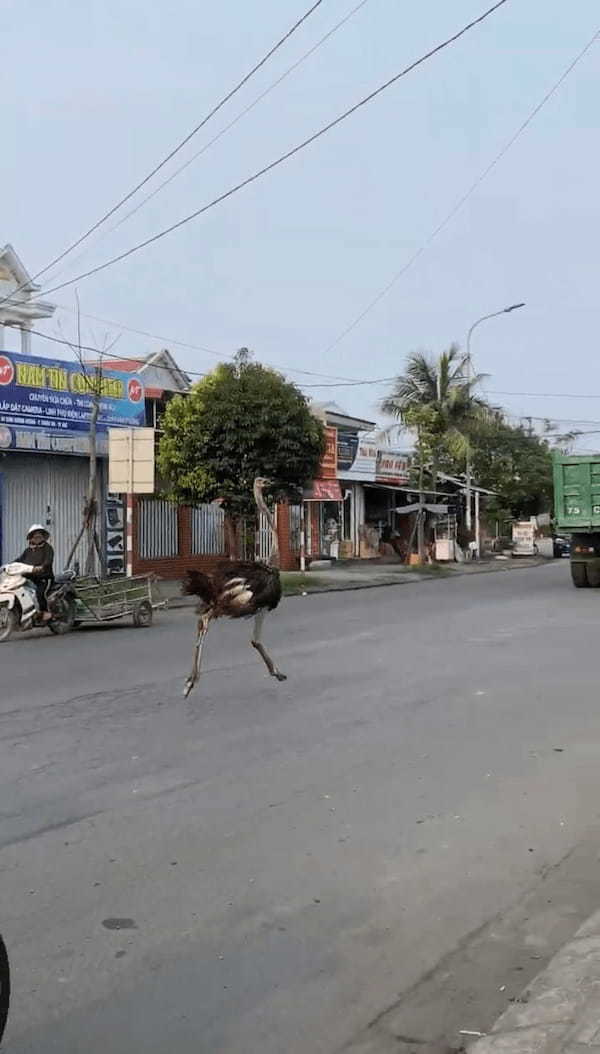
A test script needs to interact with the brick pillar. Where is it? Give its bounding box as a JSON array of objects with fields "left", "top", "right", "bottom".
[
  {"left": 276, "top": 502, "right": 298, "bottom": 571},
  {"left": 310, "top": 503, "right": 320, "bottom": 557},
  {"left": 180, "top": 506, "right": 191, "bottom": 560}
]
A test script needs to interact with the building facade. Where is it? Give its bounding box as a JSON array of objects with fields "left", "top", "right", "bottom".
[{"left": 0, "top": 246, "right": 150, "bottom": 572}]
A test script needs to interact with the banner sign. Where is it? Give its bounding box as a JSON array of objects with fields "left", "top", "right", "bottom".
[
  {"left": 0, "top": 350, "right": 145, "bottom": 437},
  {"left": 512, "top": 520, "right": 536, "bottom": 555},
  {"left": 0, "top": 424, "right": 108, "bottom": 456},
  {"left": 338, "top": 434, "right": 378, "bottom": 481},
  {"left": 336, "top": 432, "right": 359, "bottom": 472},
  {"left": 375, "top": 450, "right": 410, "bottom": 485},
  {"left": 105, "top": 496, "right": 125, "bottom": 576},
  {"left": 319, "top": 426, "right": 338, "bottom": 479},
  {"left": 305, "top": 480, "right": 343, "bottom": 501}
]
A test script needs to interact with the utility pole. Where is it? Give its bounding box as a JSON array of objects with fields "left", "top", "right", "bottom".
[
  {"left": 62, "top": 293, "right": 119, "bottom": 577},
  {"left": 465, "top": 302, "right": 525, "bottom": 549},
  {"left": 417, "top": 452, "right": 425, "bottom": 563}
]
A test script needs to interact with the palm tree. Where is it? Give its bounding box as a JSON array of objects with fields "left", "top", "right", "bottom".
[
  {"left": 382, "top": 346, "right": 489, "bottom": 560},
  {"left": 382, "top": 344, "right": 488, "bottom": 492}
]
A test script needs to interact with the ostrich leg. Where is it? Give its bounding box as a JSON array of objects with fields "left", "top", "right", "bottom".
[
  {"left": 184, "top": 613, "right": 212, "bottom": 698},
  {"left": 251, "top": 610, "right": 287, "bottom": 681}
]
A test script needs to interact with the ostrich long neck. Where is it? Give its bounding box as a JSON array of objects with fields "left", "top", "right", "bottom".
[{"left": 254, "top": 481, "right": 279, "bottom": 568}]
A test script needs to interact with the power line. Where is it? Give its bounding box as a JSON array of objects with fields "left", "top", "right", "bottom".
[
  {"left": 3, "top": 326, "right": 192, "bottom": 370},
  {"left": 4, "top": 324, "right": 366, "bottom": 386},
  {"left": 12, "top": 327, "right": 600, "bottom": 409},
  {"left": 301, "top": 376, "right": 394, "bottom": 387},
  {"left": 318, "top": 24, "right": 600, "bottom": 356},
  {"left": 63, "top": 0, "right": 372, "bottom": 270},
  {"left": 0, "top": 0, "right": 325, "bottom": 305},
  {"left": 52, "top": 303, "right": 369, "bottom": 382},
  {"left": 50, "top": 292, "right": 600, "bottom": 390},
  {"left": 489, "top": 389, "right": 600, "bottom": 400},
  {"left": 505, "top": 413, "right": 600, "bottom": 426},
  {"left": 40, "top": 0, "right": 511, "bottom": 298}
]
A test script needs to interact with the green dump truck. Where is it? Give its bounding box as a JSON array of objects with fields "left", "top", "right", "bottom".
[{"left": 553, "top": 453, "right": 600, "bottom": 587}]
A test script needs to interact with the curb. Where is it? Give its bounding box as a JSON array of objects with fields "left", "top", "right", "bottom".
[
  {"left": 158, "top": 559, "right": 550, "bottom": 609},
  {"left": 469, "top": 909, "right": 600, "bottom": 1054}
]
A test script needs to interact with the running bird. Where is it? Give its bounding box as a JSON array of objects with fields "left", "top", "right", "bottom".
[{"left": 183, "top": 478, "right": 286, "bottom": 697}]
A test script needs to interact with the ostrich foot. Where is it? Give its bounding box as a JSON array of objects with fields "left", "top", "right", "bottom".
[{"left": 251, "top": 640, "right": 286, "bottom": 682}]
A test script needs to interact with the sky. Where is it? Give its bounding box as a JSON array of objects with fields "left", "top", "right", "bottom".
[{"left": 3, "top": 0, "right": 599, "bottom": 442}]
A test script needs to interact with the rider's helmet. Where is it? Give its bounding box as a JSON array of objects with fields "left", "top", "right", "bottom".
[{"left": 26, "top": 524, "right": 49, "bottom": 543}]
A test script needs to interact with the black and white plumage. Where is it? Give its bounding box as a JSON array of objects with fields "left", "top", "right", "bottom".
[{"left": 183, "top": 478, "right": 286, "bottom": 697}]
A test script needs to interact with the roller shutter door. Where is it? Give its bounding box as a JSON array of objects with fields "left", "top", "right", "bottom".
[{"left": 0, "top": 454, "right": 98, "bottom": 572}]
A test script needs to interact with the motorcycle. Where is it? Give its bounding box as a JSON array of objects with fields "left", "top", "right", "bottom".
[{"left": 0, "top": 563, "right": 77, "bottom": 643}]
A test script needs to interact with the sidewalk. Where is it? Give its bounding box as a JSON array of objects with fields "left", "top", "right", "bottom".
[
  {"left": 154, "top": 556, "right": 550, "bottom": 608},
  {"left": 470, "top": 909, "right": 600, "bottom": 1054}
]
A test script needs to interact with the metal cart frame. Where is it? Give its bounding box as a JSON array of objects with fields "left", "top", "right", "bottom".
[{"left": 73, "top": 574, "right": 161, "bottom": 628}]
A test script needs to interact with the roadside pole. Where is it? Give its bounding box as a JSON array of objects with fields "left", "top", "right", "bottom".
[
  {"left": 465, "top": 302, "right": 525, "bottom": 540},
  {"left": 300, "top": 502, "right": 306, "bottom": 572}
]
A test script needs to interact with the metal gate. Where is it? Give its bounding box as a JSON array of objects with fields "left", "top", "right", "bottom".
[
  {"left": 289, "top": 505, "right": 301, "bottom": 552},
  {"left": 236, "top": 511, "right": 274, "bottom": 562},
  {"left": 191, "top": 504, "right": 225, "bottom": 555},
  {"left": 138, "top": 499, "right": 178, "bottom": 558},
  {"left": 0, "top": 454, "right": 97, "bottom": 572},
  {"left": 256, "top": 510, "right": 272, "bottom": 561}
]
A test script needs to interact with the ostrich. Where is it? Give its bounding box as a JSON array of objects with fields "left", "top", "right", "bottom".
[{"left": 182, "top": 478, "right": 286, "bottom": 697}]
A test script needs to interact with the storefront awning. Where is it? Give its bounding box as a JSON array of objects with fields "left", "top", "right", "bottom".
[
  {"left": 364, "top": 482, "right": 455, "bottom": 497},
  {"left": 304, "top": 480, "right": 343, "bottom": 501},
  {"left": 395, "top": 502, "right": 449, "bottom": 515}
]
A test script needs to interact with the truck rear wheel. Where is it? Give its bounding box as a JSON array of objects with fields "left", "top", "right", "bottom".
[
  {"left": 587, "top": 565, "right": 600, "bottom": 587},
  {"left": 571, "top": 562, "right": 589, "bottom": 588}
]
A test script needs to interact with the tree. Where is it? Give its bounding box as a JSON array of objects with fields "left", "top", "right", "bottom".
[
  {"left": 158, "top": 350, "right": 325, "bottom": 518},
  {"left": 381, "top": 345, "right": 488, "bottom": 494},
  {"left": 463, "top": 415, "right": 553, "bottom": 520},
  {"left": 381, "top": 346, "right": 488, "bottom": 557}
]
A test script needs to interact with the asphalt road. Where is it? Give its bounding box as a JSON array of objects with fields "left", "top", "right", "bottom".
[{"left": 3, "top": 562, "right": 600, "bottom": 1054}]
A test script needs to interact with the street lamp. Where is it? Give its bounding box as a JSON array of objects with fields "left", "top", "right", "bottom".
[
  {"left": 464, "top": 302, "right": 525, "bottom": 547},
  {"left": 466, "top": 302, "right": 526, "bottom": 364}
]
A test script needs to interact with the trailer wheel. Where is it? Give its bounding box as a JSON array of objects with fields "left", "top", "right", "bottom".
[
  {"left": 133, "top": 601, "right": 153, "bottom": 628},
  {"left": 571, "top": 563, "right": 589, "bottom": 588},
  {"left": 48, "top": 597, "right": 76, "bottom": 634}
]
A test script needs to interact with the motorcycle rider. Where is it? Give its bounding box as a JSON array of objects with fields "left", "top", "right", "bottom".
[{"left": 18, "top": 524, "right": 55, "bottom": 622}]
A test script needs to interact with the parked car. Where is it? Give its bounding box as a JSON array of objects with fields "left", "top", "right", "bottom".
[{"left": 553, "top": 534, "right": 571, "bottom": 558}]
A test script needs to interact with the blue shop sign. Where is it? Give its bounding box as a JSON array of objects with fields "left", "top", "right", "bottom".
[{"left": 0, "top": 350, "right": 145, "bottom": 436}]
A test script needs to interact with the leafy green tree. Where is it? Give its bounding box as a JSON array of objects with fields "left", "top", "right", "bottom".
[
  {"left": 158, "top": 351, "right": 324, "bottom": 516},
  {"left": 465, "top": 415, "right": 553, "bottom": 519}
]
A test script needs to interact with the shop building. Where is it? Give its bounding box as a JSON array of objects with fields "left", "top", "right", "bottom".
[
  {"left": 304, "top": 404, "right": 377, "bottom": 560},
  {"left": 275, "top": 403, "right": 414, "bottom": 569},
  {"left": 0, "top": 343, "right": 147, "bottom": 572}
]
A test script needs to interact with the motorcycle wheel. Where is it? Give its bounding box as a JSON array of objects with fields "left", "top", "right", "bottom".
[
  {"left": 0, "top": 934, "right": 10, "bottom": 1045},
  {"left": 48, "top": 597, "right": 76, "bottom": 635},
  {"left": 0, "top": 607, "right": 17, "bottom": 643}
]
